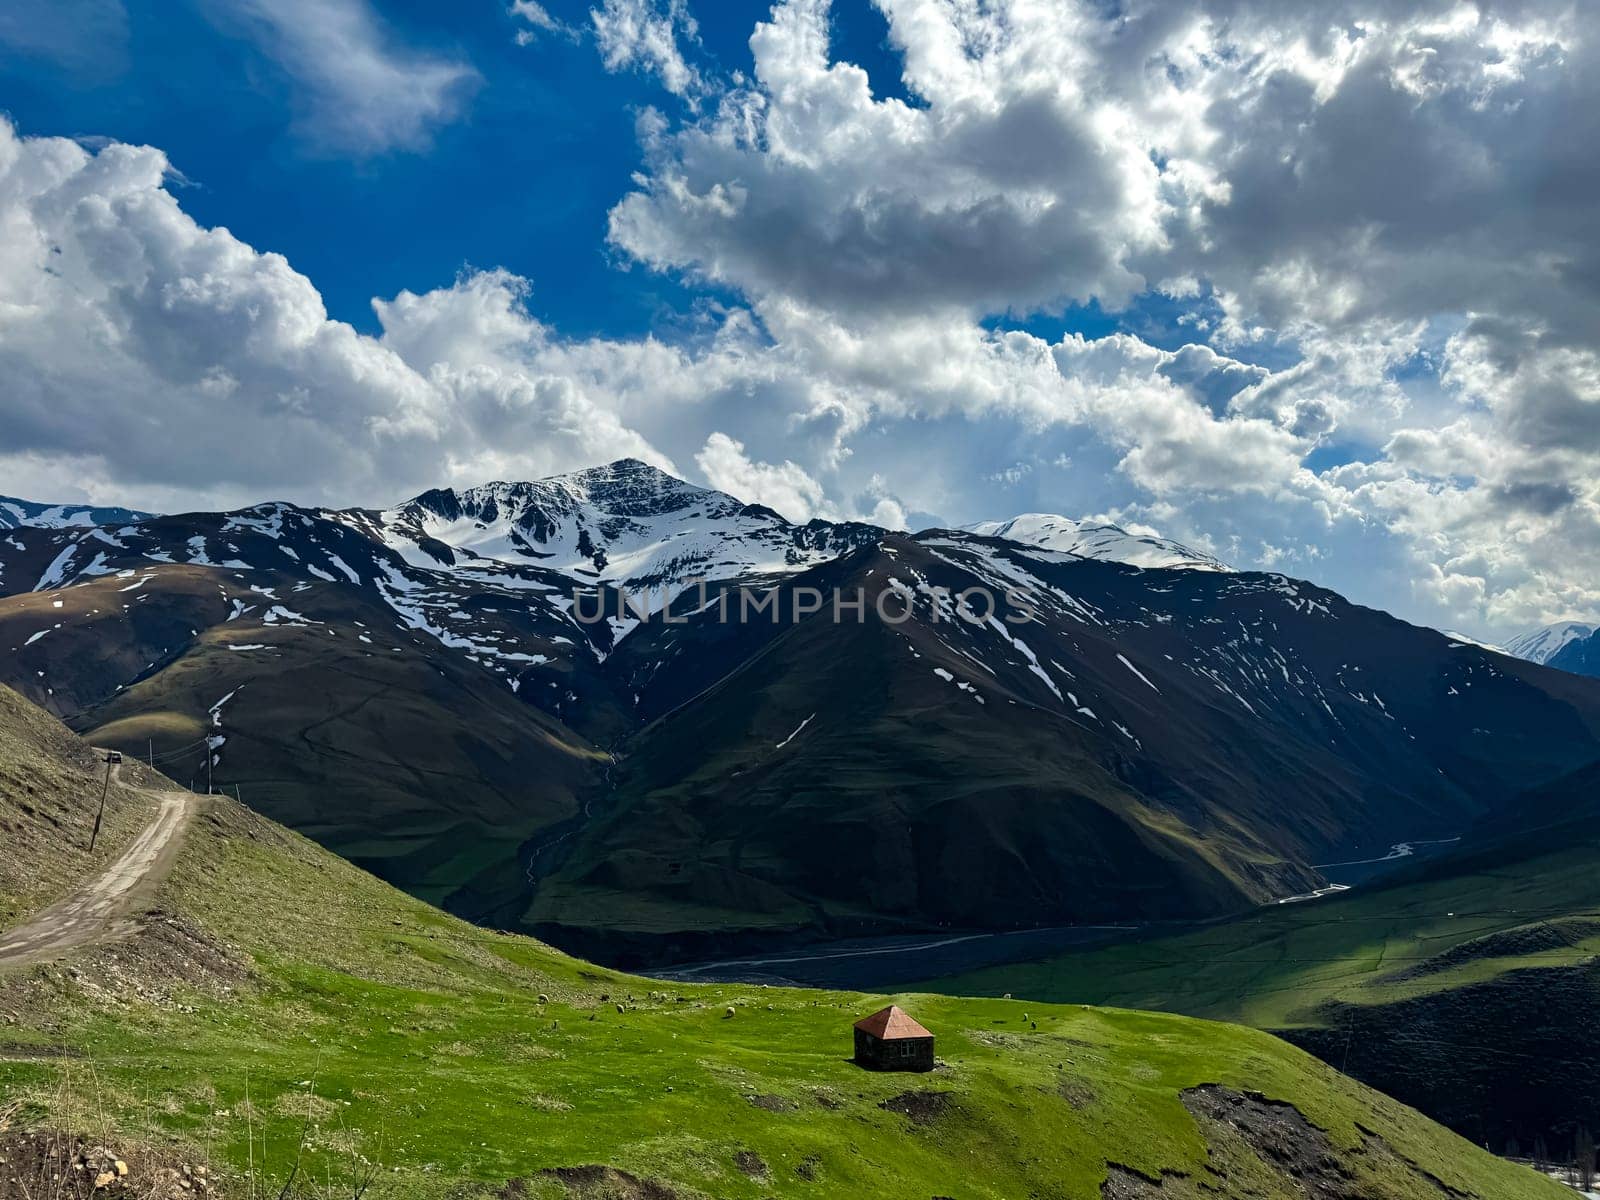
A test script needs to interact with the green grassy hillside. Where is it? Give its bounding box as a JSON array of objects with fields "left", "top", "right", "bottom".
[
  {"left": 0, "top": 684, "right": 176, "bottom": 925},
  {"left": 0, "top": 568, "right": 606, "bottom": 920},
  {"left": 0, "top": 689, "right": 1564, "bottom": 1199},
  {"left": 915, "top": 815, "right": 1600, "bottom": 1151}
]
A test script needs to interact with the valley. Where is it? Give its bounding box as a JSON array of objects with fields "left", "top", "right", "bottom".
[
  {"left": 5, "top": 464, "right": 1600, "bottom": 1188},
  {"left": 0, "top": 681, "right": 1567, "bottom": 1199},
  {"left": 6, "top": 9, "right": 1596, "bottom": 1194},
  {"left": 910, "top": 766, "right": 1600, "bottom": 1154}
]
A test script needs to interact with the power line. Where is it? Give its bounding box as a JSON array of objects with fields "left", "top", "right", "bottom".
[{"left": 131, "top": 735, "right": 211, "bottom": 764}]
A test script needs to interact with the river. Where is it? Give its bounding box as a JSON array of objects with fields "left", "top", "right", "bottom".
[{"left": 643, "top": 923, "right": 1140, "bottom": 990}]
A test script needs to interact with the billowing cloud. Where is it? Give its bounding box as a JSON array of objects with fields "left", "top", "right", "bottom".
[
  {"left": 214, "top": 0, "right": 479, "bottom": 154},
  {"left": 5, "top": 0, "right": 1600, "bottom": 640},
  {"left": 594, "top": 0, "right": 1600, "bottom": 635},
  {"left": 0, "top": 124, "right": 649, "bottom": 510},
  {"left": 608, "top": 0, "right": 1163, "bottom": 317},
  {"left": 695, "top": 433, "right": 828, "bottom": 522}
]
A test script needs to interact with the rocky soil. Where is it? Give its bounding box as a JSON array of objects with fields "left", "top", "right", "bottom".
[{"left": 0, "top": 1128, "right": 216, "bottom": 1200}]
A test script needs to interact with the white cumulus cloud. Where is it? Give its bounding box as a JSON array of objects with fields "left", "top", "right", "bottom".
[{"left": 6, "top": 0, "right": 1600, "bottom": 640}]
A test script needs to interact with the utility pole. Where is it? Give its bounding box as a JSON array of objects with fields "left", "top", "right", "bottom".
[
  {"left": 88, "top": 753, "right": 113, "bottom": 851},
  {"left": 148, "top": 739, "right": 153, "bottom": 768}
]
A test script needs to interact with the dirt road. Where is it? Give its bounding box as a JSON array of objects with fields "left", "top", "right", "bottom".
[{"left": 0, "top": 764, "right": 197, "bottom": 967}]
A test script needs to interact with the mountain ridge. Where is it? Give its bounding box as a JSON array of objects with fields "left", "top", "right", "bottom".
[
  {"left": 326, "top": 458, "right": 885, "bottom": 604},
  {"left": 4, "top": 460, "right": 1600, "bottom": 960},
  {"left": 0, "top": 494, "right": 155, "bottom": 531},
  {"left": 535, "top": 529, "right": 1600, "bottom": 960},
  {"left": 1, "top": 462, "right": 1236, "bottom": 590},
  {"left": 962, "top": 511, "right": 1230, "bottom": 571}
]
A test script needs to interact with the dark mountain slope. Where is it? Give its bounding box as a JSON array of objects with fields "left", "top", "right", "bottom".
[
  {"left": 533, "top": 560, "right": 1265, "bottom": 962},
  {"left": 1548, "top": 627, "right": 1600, "bottom": 678},
  {"left": 531, "top": 533, "right": 1600, "bottom": 958},
  {"left": 1458, "top": 756, "right": 1600, "bottom": 851},
  {"left": 0, "top": 516, "right": 608, "bottom": 919}
]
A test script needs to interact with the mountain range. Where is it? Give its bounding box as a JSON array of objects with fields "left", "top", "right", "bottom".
[
  {"left": 0, "top": 494, "right": 153, "bottom": 531},
  {"left": 3, "top": 460, "right": 1600, "bottom": 964}
]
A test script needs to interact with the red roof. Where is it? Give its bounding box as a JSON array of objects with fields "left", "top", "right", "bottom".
[{"left": 853, "top": 1005, "right": 933, "bottom": 1040}]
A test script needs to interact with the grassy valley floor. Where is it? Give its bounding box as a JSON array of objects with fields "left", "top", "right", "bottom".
[
  {"left": 0, "top": 783, "right": 1565, "bottom": 1198},
  {"left": 912, "top": 831, "right": 1600, "bottom": 1153}
]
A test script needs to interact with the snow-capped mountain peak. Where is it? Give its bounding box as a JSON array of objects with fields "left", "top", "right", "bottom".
[
  {"left": 962, "top": 513, "right": 1230, "bottom": 572},
  {"left": 1505, "top": 621, "right": 1597, "bottom": 665},
  {"left": 353, "top": 458, "right": 880, "bottom": 594}
]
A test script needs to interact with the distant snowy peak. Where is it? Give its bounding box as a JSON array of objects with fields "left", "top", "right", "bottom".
[
  {"left": 364, "top": 458, "right": 881, "bottom": 592},
  {"left": 1505, "top": 621, "right": 1597, "bottom": 665},
  {"left": 963, "top": 513, "right": 1230, "bottom": 572},
  {"left": 0, "top": 495, "right": 154, "bottom": 531}
]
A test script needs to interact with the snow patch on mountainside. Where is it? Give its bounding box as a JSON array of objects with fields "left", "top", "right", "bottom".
[
  {"left": 961, "top": 513, "right": 1229, "bottom": 572},
  {"left": 1441, "top": 629, "right": 1507, "bottom": 653}
]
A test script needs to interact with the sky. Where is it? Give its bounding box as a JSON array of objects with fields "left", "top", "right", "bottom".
[{"left": 0, "top": 0, "right": 1596, "bottom": 640}]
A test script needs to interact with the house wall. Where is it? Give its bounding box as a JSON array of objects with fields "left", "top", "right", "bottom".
[{"left": 854, "top": 1029, "right": 935, "bottom": 1071}]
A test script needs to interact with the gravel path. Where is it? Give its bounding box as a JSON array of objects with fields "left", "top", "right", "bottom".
[{"left": 0, "top": 763, "right": 196, "bottom": 967}]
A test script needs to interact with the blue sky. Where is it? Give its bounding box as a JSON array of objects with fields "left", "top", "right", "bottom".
[
  {"left": 0, "top": 0, "right": 1597, "bottom": 638},
  {"left": 1, "top": 0, "right": 1226, "bottom": 348},
  {"left": 1, "top": 0, "right": 934, "bottom": 340},
  {"left": 3, "top": 0, "right": 695, "bottom": 337}
]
